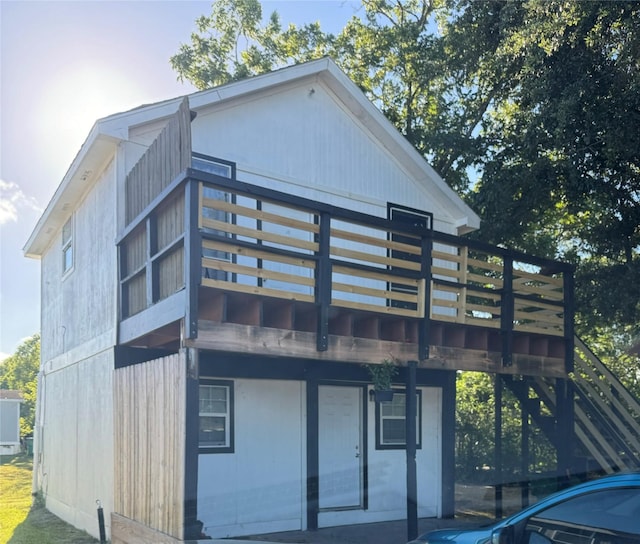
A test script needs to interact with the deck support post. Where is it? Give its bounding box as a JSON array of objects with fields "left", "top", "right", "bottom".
[
  {"left": 556, "top": 378, "right": 575, "bottom": 485},
  {"left": 183, "top": 348, "right": 200, "bottom": 539},
  {"left": 316, "top": 212, "right": 331, "bottom": 352},
  {"left": 501, "top": 255, "right": 514, "bottom": 367},
  {"left": 494, "top": 375, "right": 503, "bottom": 519},
  {"left": 419, "top": 235, "right": 433, "bottom": 361},
  {"left": 521, "top": 377, "right": 530, "bottom": 508},
  {"left": 306, "top": 377, "right": 319, "bottom": 530},
  {"left": 406, "top": 361, "right": 418, "bottom": 542},
  {"left": 185, "top": 179, "right": 201, "bottom": 339}
]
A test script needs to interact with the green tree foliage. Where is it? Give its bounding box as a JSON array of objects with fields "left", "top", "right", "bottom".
[{"left": 0, "top": 334, "right": 40, "bottom": 436}]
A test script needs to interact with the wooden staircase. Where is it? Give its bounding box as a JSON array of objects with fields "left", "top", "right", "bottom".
[{"left": 505, "top": 336, "right": 640, "bottom": 475}]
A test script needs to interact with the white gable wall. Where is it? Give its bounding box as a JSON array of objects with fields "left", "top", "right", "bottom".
[
  {"left": 192, "top": 79, "right": 459, "bottom": 235},
  {"left": 36, "top": 157, "right": 117, "bottom": 539},
  {"left": 40, "top": 160, "right": 117, "bottom": 362}
]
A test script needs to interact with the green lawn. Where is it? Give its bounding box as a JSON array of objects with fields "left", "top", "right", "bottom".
[{"left": 0, "top": 454, "right": 98, "bottom": 544}]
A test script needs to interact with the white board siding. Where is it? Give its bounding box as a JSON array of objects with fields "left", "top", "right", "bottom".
[
  {"left": 39, "top": 350, "right": 114, "bottom": 540},
  {"left": 197, "top": 379, "right": 305, "bottom": 538},
  {"left": 191, "top": 81, "right": 459, "bottom": 235},
  {"left": 40, "top": 161, "right": 117, "bottom": 363}
]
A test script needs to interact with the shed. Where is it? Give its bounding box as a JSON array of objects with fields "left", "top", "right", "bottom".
[{"left": 0, "top": 390, "right": 23, "bottom": 455}]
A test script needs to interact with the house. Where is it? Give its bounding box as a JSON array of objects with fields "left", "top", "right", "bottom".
[
  {"left": 24, "top": 58, "right": 584, "bottom": 542},
  {"left": 0, "top": 389, "right": 23, "bottom": 455}
]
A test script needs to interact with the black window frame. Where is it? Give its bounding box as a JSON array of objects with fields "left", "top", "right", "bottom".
[
  {"left": 199, "top": 378, "right": 234, "bottom": 454},
  {"left": 375, "top": 389, "right": 422, "bottom": 450}
]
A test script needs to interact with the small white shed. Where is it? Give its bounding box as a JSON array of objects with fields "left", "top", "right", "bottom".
[{"left": 0, "top": 390, "right": 23, "bottom": 455}]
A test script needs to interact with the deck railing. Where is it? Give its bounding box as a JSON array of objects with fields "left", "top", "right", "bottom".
[
  {"left": 118, "top": 167, "right": 573, "bottom": 361},
  {"left": 196, "top": 171, "right": 572, "bottom": 333}
]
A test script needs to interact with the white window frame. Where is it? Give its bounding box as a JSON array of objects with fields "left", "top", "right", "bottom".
[
  {"left": 62, "top": 216, "right": 74, "bottom": 276},
  {"left": 375, "top": 390, "right": 422, "bottom": 449},
  {"left": 199, "top": 379, "right": 234, "bottom": 454}
]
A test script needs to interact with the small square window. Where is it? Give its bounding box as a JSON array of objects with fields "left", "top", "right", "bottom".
[
  {"left": 375, "top": 391, "right": 422, "bottom": 450},
  {"left": 62, "top": 217, "right": 74, "bottom": 274},
  {"left": 199, "top": 380, "right": 234, "bottom": 453}
]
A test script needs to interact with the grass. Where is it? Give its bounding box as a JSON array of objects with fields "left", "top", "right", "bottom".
[{"left": 0, "top": 454, "right": 98, "bottom": 544}]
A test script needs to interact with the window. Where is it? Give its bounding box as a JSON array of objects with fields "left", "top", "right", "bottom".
[
  {"left": 62, "top": 217, "right": 74, "bottom": 274},
  {"left": 193, "top": 154, "right": 235, "bottom": 278},
  {"left": 375, "top": 391, "right": 422, "bottom": 449},
  {"left": 387, "top": 204, "right": 432, "bottom": 310},
  {"left": 199, "top": 380, "right": 234, "bottom": 453}
]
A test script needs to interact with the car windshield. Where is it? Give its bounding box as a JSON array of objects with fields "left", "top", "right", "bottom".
[{"left": 529, "top": 487, "right": 640, "bottom": 536}]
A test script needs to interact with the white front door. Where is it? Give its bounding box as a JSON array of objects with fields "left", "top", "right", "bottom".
[{"left": 318, "top": 385, "right": 363, "bottom": 509}]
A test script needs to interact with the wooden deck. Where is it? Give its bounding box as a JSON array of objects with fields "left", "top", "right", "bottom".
[{"left": 118, "top": 167, "right": 573, "bottom": 377}]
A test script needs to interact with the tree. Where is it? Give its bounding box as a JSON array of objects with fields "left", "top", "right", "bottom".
[{"left": 0, "top": 334, "right": 40, "bottom": 436}]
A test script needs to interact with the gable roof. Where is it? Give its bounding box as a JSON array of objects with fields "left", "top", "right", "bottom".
[{"left": 24, "top": 58, "right": 479, "bottom": 258}]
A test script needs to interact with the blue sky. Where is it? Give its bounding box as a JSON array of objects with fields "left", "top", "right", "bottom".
[{"left": 0, "top": 0, "right": 359, "bottom": 359}]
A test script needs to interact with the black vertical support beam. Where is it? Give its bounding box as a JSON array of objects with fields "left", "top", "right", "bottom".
[
  {"left": 419, "top": 234, "right": 433, "bottom": 361},
  {"left": 316, "top": 212, "right": 331, "bottom": 351},
  {"left": 183, "top": 348, "right": 200, "bottom": 539},
  {"left": 556, "top": 378, "right": 574, "bottom": 485},
  {"left": 406, "top": 361, "right": 418, "bottom": 542},
  {"left": 494, "top": 375, "right": 503, "bottom": 519},
  {"left": 306, "top": 377, "right": 319, "bottom": 530},
  {"left": 501, "top": 255, "right": 514, "bottom": 367},
  {"left": 521, "top": 378, "right": 530, "bottom": 508},
  {"left": 563, "top": 270, "right": 575, "bottom": 373},
  {"left": 441, "top": 371, "right": 456, "bottom": 517},
  {"left": 185, "top": 179, "right": 201, "bottom": 339}
]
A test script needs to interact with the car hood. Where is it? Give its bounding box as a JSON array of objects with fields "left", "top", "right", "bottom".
[{"left": 409, "top": 522, "right": 500, "bottom": 544}]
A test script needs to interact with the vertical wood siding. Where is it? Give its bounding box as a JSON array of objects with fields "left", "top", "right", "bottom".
[
  {"left": 114, "top": 352, "right": 187, "bottom": 539},
  {"left": 125, "top": 98, "right": 192, "bottom": 225}
]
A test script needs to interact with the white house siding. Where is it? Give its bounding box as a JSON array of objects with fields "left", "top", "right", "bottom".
[
  {"left": 38, "top": 349, "right": 114, "bottom": 539},
  {"left": 197, "top": 379, "right": 442, "bottom": 536},
  {"left": 36, "top": 158, "right": 117, "bottom": 540},
  {"left": 191, "top": 80, "right": 459, "bottom": 236},
  {"left": 40, "top": 160, "right": 117, "bottom": 362},
  {"left": 318, "top": 386, "right": 441, "bottom": 528},
  {"left": 198, "top": 379, "right": 306, "bottom": 538}
]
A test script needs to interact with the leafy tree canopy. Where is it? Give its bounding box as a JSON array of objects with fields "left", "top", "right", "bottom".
[
  {"left": 0, "top": 334, "right": 40, "bottom": 436},
  {"left": 171, "top": 0, "right": 640, "bottom": 336}
]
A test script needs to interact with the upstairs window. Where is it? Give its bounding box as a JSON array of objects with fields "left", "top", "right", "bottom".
[
  {"left": 199, "top": 380, "right": 234, "bottom": 453},
  {"left": 62, "top": 217, "right": 74, "bottom": 275}
]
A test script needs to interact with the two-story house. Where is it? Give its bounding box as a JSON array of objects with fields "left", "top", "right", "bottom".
[{"left": 25, "top": 58, "right": 579, "bottom": 543}]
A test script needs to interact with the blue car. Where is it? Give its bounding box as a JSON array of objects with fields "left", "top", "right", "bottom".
[{"left": 409, "top": 472, "right": 640, "bottom": 544}]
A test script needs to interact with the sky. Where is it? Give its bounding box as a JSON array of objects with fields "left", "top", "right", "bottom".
[{"left": 0, "top": 0, "right": 360, "bottom": 360}]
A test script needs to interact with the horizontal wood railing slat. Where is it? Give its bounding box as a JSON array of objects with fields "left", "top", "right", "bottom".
[
  {"left": 202, "top": 196, "right": 320, "bottom": 234},
  {"left": 330, "top": 227, "right": 421, "bottom": 255},
  {"left": 202, "top": 257, "right": 315, "bottom": 287},
  {"left": 202, "top": 239, "right": 316, "bottom": 268},
  {"left": 330, "top": 246, "right": 421, "bottom": 271},
  {"left": 332, "top": 281, "right": 419, "bottom": 303},
  {"left": 202, "top": 277, "right": 315, "bottom": 302},
  {"left": 201, "top": 217, "right": 319, "bottom": 251}
]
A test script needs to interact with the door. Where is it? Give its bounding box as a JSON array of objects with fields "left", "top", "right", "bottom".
[{"left": 318, "top": 385, "right": 363, "bottom": 509}]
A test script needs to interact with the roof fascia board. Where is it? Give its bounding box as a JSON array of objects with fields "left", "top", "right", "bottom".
[{"left": 24, "top": 128, "right": 119, "bottom": 258}]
